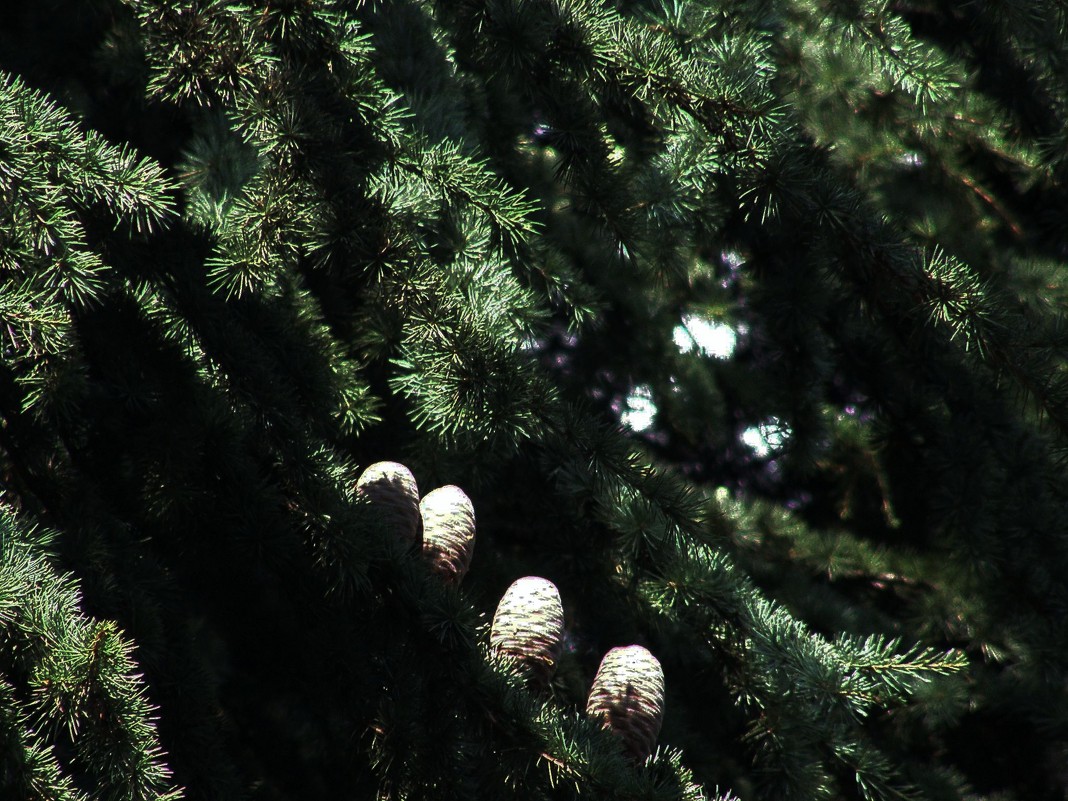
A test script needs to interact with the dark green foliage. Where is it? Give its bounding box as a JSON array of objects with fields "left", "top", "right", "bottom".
[
  {"left": 0, "top": 1, "right": 1066, "bottom": 799},
  {"left": 0, "top": 511, "right": 179, "bottom": 800}
]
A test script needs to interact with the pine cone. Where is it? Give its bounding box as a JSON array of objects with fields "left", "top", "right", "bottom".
[
  {"left": 420, "top": 485, "right": 476, "bottom": 583},
  {"left": 355, "top": 461, "right": 421, "bottom": 547},
  {"left": 586, "top": 645, "right": 665, "bottom": 762},
  {"left": 490, "top": 576, "right": 564, "bottom": 687}
]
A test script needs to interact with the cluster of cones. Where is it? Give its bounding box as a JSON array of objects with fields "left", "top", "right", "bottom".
[{"left": 357, "top": 461, "right": 667, "bottom": 763}]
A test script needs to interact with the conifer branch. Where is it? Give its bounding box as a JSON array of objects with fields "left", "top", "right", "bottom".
[
  {"left": 0, "top": 510, "right": 181, "bottom": 800},
  {"left": 2, "top": 3, "right": 1065, "bottom": 799}
]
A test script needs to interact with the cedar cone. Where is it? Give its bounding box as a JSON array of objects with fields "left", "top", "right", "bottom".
[
  {"left": 586, "top": 644, "right": 665, "bottom": 762},
  {"left": 356, "top": 461, "right": 420, "bottom": 547},
  {"left": 490, "top": 576, "right": 564, "bottom": 687},
  {"left": 420, "top": 485, "right": 476, "bottom": 583}
]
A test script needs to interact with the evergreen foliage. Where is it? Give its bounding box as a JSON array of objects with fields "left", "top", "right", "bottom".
[{"left": 0, "top": 1, "right": 1066, "bottom": 799}]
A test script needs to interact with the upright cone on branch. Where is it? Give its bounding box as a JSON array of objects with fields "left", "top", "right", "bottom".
[
  {"left": 420, "top": 485, "right": 475, "bottom": 583},
  {"left": 356, "top": 461, "right": 421, "bottom": 547},
  {"left": 490, "top": 576, "right": 564, "bottom": 687},
  {"left": 586, "top": 645, "right": 665, "bottom": 763}
]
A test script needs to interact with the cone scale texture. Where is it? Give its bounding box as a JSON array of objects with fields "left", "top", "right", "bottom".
[
  {"left": 420, "top": 485, "right": 476, "bottom": 583},
  {"left": 586, "top": 644, "right": 665, "bottom": 762},
  {"left": 356, "top": 461, "right": 421, "bottom": 547},
  {"left": 490, "top": 576, "right": 564, "bottom": 687}
]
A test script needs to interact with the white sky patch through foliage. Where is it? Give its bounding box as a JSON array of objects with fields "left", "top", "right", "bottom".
[
  {"left": 741, "top": 417, "right": 790, "bottom": 457},
  {"left": 621, "top": 384, "right": 657, "bottom": 432},
  {"left": 673, "top": 314, "right": 737, "bottom": 359}
]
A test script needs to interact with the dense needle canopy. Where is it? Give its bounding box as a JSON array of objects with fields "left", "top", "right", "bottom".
[{"left": 1, "top": 2, "right": 1067, "bottom": 800}]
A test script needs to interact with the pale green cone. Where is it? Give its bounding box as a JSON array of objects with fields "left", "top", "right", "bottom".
[
  {"left": 490, "top": 576, "right": 564, "bottom": 687},
  {"left": 420, "top": 485, "right": 476, "bottom": 583},
  {"left": 587, "top": 644, "right": 665, "bottom": 762},
  {"left": 356, "top": 461, "right": 421, "bottom": 547}
]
